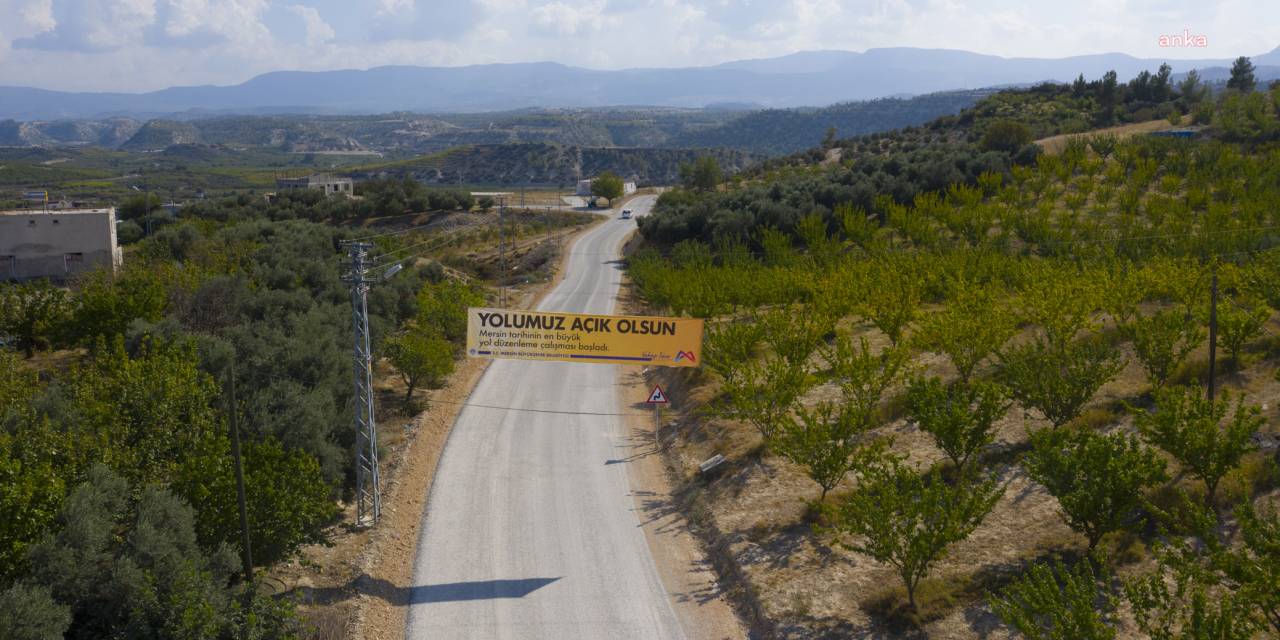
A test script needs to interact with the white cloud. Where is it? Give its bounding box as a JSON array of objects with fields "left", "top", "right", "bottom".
[
  {"left": 0, "top": 0, "right": 1277, "bottom": 92},
  {"left": 21, "top": 0, "right": 57, "bottom": 32},
  {"left": 160, "top": 0, "right": 270, "bottom": 45},
  {"left": 530, "top": 1, "right": 615, "bottom": 36},
  {"left": 16, "top": 0, "right": 157, "bottom": 52},
  {"left": 375, "top": 0, "right": 414, "bottom": 17},
  {"left": 288, "top": 4, "right": 336, "bottom": 46}
]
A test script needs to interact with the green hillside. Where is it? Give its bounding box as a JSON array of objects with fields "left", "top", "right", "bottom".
[{"left": 667, "top": 90, "right": 991, "bottom": 155}]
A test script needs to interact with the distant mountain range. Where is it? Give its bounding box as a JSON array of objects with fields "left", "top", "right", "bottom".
[{"left": 3, "top": 46, "right": 1279, "bottom": 120}]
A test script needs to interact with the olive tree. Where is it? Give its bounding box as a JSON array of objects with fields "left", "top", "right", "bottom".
[
  {"left": 0, "top": 281, "right": 71, "bottom": 357},
  {"left": 0, "top": 583, "right": 70, "bottom": 640}
]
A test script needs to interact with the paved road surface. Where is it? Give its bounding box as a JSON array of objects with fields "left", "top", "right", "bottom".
[{"left": 406, "top": 195, "right": 686, "bottom": 639}]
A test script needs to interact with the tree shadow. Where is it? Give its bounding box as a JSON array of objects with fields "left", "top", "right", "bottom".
[
  {"left": 283, "top": 575, "right": 560, "bottom": 607},
  {"left": 605, "top": 427, "right": 662, "bottom": 465},
  {"left": 406, "top": 577, "right": 561, "bottom": 604}
]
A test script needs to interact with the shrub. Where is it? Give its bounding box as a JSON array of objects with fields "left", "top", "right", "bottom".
[{"left": 981, "top": 120, "right": 1034, "bottom": 153}]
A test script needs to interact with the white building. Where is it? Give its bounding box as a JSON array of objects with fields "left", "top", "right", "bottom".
[
  {"left": 0, "top": 208, "right": 122, "bottom": 281},
  {"left": 276, "top": 174, "right": 354, "bottom": 196}
]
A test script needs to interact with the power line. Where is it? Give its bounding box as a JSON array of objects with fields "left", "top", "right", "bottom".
[
  {"left": 369, "top": 228, "right": 481, "bottom": 271},
  {"left": 346, "top": 220, "right": 441, "bottom": 242},
  {"left": 347, "top": 205, "right": 578, "bottom": 242},
  {"left": 368, "top": 222, "right": 486, "bottom": 263}
]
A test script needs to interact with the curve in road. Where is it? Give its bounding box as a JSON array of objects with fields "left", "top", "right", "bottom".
[{"left": 406, "top": 195, "right": 686, "bottom": 640}]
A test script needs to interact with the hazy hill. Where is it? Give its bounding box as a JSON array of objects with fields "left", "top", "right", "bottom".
[
  {"left": 667, "top": 90, "right": 992, "bottom": 155},
  {"left": 3, "top": 46, "right": 1279, "bottom": 120},
  {"left": 3, "top": 92, "right": 983, "bottom": 158},
  {"left": 349, "top": 143, "right": 759, "bottom": 186}
]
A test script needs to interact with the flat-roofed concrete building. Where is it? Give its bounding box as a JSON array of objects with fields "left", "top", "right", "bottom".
[
  {"left": 276, "top": 173, "right": 354, "bottom": 196},
  {"left": 0, "top": 208, "right": 122, "bottom": 281}
]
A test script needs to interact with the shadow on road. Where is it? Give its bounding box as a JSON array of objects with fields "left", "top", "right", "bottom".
[
  {"left": 285, "top": 575, "right": 561, "bottom": 607},
  {"left": 408, "top": 577, "right": 562, "bottom": 604}
]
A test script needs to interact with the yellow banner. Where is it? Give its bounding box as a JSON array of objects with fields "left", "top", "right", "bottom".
[{"left": 466, "top": 307, "right": 703, "bottom": 367}]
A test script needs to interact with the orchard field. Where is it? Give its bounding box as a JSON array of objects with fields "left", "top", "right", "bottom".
[{"left": 628, "top": 73, "right": 1280, "bottom": 638}]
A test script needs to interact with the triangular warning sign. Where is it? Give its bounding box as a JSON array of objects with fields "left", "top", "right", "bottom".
[{"left": 645, "top": 385, "right": 669, "bottom": 404}]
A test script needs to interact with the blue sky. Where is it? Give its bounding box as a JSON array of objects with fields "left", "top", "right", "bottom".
[{"left": 0, "top": 0, "right": 1277, "bottom": 92}]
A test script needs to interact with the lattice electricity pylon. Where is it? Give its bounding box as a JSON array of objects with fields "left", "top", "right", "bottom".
[{"left": 341, "top": 241, "right": 381, "bottom": 526}]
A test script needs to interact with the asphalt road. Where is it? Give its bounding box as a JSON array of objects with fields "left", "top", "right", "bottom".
[{"left": 406, "top": 195, "right": 686, "bottom": 639}]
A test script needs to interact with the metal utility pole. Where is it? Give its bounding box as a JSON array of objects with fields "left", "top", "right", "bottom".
[
  {"left": 341, "top": 240, "right": 382, "bottom": 526},
  {"left": 498, "top": 198, "right": 508, "bottom": 307}
]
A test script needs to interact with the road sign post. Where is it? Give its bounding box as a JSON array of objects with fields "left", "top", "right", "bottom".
[{"left": 645, "top": 384, "right": 669, "bottom": 451}]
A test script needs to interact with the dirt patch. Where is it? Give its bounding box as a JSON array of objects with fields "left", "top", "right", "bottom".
[{"left": 1034, "top": 119, "right": 1180, "bottom": 154}]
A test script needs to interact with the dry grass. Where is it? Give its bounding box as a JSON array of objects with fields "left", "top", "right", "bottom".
[{"left": 1034, "top": 119, "right": 1180, "bottom": 154}]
